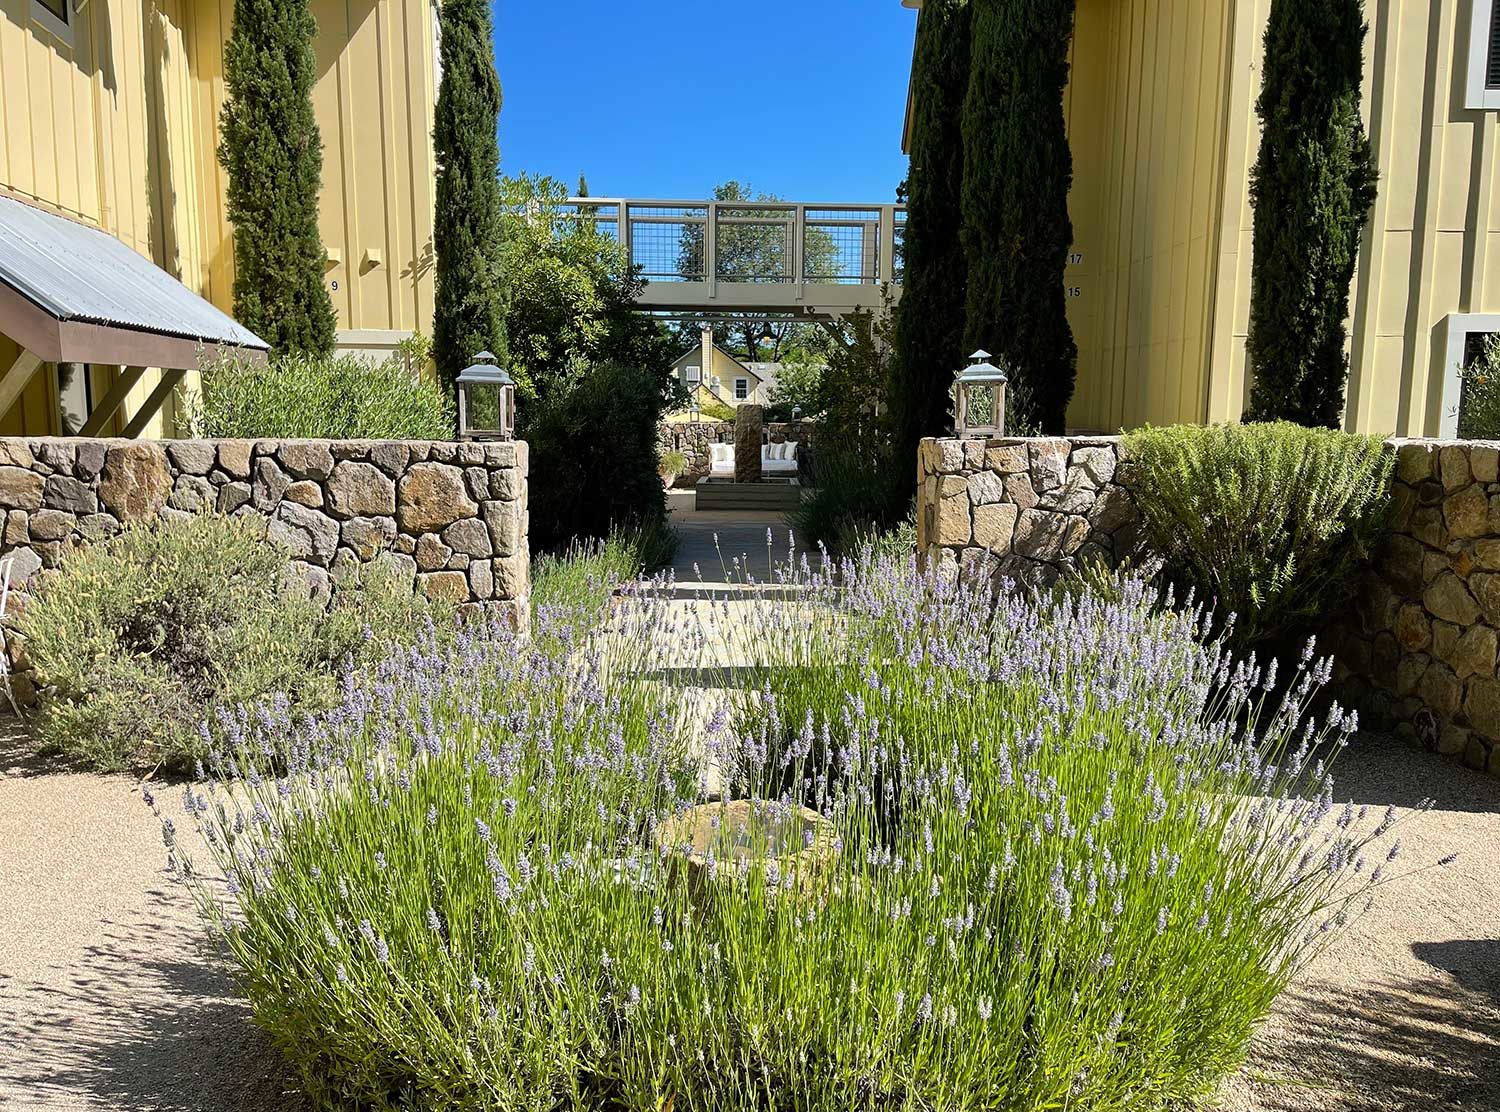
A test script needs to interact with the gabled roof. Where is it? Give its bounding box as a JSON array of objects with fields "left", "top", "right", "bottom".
[{"left": 0, "top": 194, "right": 268, "bottom": 368}]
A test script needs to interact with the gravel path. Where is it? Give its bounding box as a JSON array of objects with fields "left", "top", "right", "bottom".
[
  {"left": 0, "top": 726, "right": 297, "bottom": 1111},
  {"left": 0, "top": 719, "right": 1494, "bottom": 1111}
]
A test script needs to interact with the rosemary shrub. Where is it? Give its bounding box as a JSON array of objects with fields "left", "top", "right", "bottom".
[{"left": 1123, "top": 422, "right": 1393, "bottom": 649}]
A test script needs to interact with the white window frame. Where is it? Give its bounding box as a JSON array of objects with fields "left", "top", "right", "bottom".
[
  {"left": 734, "top": 377, "right": 749, "bottom": 401},
  {"left": 1439, "top": 312, "right": 1500, "bottom": 436},
  {"left": 685, "top": 364, "right": 701, "bottom": 383},
  {"left": 30, "top": 0, "right": 73, "bottom": 45},
  {"left": 1465, "top": 0, "right": 1500, "bottom": 110}
]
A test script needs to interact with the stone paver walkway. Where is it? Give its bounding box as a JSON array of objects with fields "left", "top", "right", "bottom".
[{"left": 668, "top": 506, "right": 804, "bottom": 585}]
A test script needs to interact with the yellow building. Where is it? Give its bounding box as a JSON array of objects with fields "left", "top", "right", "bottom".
[
  {"left": 0, "top": 0, "right": 439, "bottom": 436},
  {"left": 670, "top": 327, "right": 778, "bottom": 410},
  {"left": 904, "top": 0, "right": 1500, "bottom": 437}
]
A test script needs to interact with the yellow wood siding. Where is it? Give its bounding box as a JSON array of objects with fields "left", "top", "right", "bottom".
[
  {"left": 1202, "top": 0, "right": 1500, "bottom": 436},
  {"left": 190, "top": 0, "right": 439, "bottom": 347},
  {"left": 1063, "top": 0, "right": 1232, "bottom": 432},
  {"left": 0, "top": 0, "right": 438, "bottom": 436}
]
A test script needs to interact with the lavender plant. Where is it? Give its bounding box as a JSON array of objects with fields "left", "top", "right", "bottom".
[{"left": 155, "top": 546, "right": 1447, "bottom": 1110}]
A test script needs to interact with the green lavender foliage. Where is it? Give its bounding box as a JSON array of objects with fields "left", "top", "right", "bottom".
[
  {"left": 889, "top": 0, "right": 972, "bottom": 461},
  {"left": 432, "top": 0, "right": 508, "bottom": 389},
  {"left": 188, "top": 336, "right": 453, "bottom": 440},
  {"left": 164, "top": 552, "right": 1425, "bottom": 1110},
  {"left": 960, "top": 0, "right": 1077, "bottom": 433},
  {"left": 1123, "top": 422, "right": 1392, "bottom": 648},
  {"left": 1244, "top": 0, "right": 1378, "bottom": 427},
  {"left": 18, "top": 515, "right": 454, "bottom": 772},
  {"left": 218, "top": 0, "right": 337, "bottom": 357}
]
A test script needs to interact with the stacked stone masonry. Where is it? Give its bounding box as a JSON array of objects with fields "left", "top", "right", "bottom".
[
  {"left": 0, "top": 437, "right": 530, "bottom": 628},
  {"left": 1328, "top": 439, "right": 1500, "bottom": 777},
  {"left": 918, "top": 434, "right": 1500, "bottom": 780},
  {"left": 916, "top": 436, "right": 1139, "bottom": 585}
]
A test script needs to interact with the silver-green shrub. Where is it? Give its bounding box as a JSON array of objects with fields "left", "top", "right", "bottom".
[
  {"left": 158, "top": 549, "right": 1446, "bottom": 1110},
  {"left": 1123, "top": 421, "right": 1392, "bottom": 648},
  {"left": 188, "top": 334, "right": 454, "bottom": 440},
  {"left": 19, "top": 514, "right": 451, "bottom": 771}
]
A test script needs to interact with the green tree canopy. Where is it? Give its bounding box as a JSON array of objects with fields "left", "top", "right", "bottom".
[
  {"left": 500, "top": 174, "right": 677, "bottom": 405},
  {"left": 433, "top": 0, "right": 508, "bottom": 389},
  {"left": 218, "top": 0, "right": 337, "bottom": 358},
  {"left": 1244, "top": 0, "right": 1377, "bottom": 428}
]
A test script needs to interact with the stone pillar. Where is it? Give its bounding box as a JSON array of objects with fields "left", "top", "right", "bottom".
[{"left": 735, "top": 405, "right": 763, "bottom": 483}]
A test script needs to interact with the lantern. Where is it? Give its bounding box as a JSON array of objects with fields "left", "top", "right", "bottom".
[
  {"left": 954, "top": 350, "right": 1008, "bottom": 439},
  {"left": 456, "top": 351, "right": 515, "bottom": 441}
]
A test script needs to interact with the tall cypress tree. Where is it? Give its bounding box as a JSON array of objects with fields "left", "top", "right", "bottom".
[
  {"left": 219, "top": 0, "right": 337, "bottom": 358},
  {"left": 959, "top": 0, "right": 1077, "bottom": 434},
  {"left": 1244, "top": 0, "right": 1377, "bottom": 428},
  {"left": 890, "top": 0, "right": 971, "bottom": 465},
  {"left": 433, "top": 0, "right": 508, "bottom": 389}
]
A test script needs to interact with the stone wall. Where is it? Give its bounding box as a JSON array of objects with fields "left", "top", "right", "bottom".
[
  {"left": 0, "top": 437, "right": 530, "bottom": 627},
  {"left": 657, "top": 420, "right": 816, "bottom": 487},
  {"left": 917, "top": 433, "right": 1500, "bottom": 779},
  {"left": 1326, "top": 439, "right": 1500, "bottom": 776},
  {"left": 916, "top": 436, "right": 1139, "bottom": 584}
]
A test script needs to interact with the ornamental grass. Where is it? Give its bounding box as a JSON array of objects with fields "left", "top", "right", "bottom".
[{"left": 154, "top": 545, "right": 1442, "bottom": 1111}]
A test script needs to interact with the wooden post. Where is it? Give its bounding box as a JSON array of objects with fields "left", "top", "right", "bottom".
[
  {"left": 79, "top": 365, "right": 148, "bottom": 436},
  {"left": 0, "top": 350, "right": 43, "bottom": 422},
  {"left": 121, "top": 368, "right": 186, "bottom": 437}
]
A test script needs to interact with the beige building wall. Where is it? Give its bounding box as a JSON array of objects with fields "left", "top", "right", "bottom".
[
  {"left": 0, "top": 0, "right": 439, "bottom": 437},
  {"left": 1206, "top": 0, "right": 1500, "bottom": 438},
  {"left": 1064, "top": 0, "right": 1233, "bottom": 432},
  {"left": 908, "top": 0, "right": 1500, "bottom": 436},
  {"left": 0, "top": 0, "right": 208, "bottom": 436}
]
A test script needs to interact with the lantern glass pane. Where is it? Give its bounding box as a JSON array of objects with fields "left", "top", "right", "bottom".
[
  {"left": 467, "top": 383, "right": 501, "bottom": 431},
  {"left": 966, "top": 384, "right": 996, "bottom": 429}
]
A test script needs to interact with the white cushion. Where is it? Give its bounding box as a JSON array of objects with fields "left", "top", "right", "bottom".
[{"left": 785, "top": 441, "right": 798, "bottom": 461}]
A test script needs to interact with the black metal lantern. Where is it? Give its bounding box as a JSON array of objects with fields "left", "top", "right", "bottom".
[
  {"left": 954, "top": 349, "right": 1008, "bottom": 439},
  {"left": 456, "top": 351, "right": 515, "bottom": 441}
]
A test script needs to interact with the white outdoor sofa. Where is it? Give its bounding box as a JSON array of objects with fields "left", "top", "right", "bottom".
[{"left": 707, "top": 442, "right": 799, "bottom": 478}]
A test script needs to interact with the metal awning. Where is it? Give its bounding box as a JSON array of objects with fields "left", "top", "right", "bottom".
[{"left": 0, "top": 193, "right": 268, "bottom": 370}]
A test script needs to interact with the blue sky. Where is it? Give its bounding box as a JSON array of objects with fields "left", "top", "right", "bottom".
[{"left": 493, "top": 0, "right": 916, "bottom": 203}]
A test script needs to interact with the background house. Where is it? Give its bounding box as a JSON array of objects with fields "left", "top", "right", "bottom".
[
  {"left": 670, "top": 326, "right": 783, "bottom": 409},
  {"left": 0, "top": 0, "right": 439, "bottom": 436},
  {"left": 903, "top": 0, "right": 1500, "bottom": 437}
]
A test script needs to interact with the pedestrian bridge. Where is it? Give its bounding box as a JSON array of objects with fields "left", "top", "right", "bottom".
[{"left": 561, "top": 198, "right": 904, "bottom": 318}]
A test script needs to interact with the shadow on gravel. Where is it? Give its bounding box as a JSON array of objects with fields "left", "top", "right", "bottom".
[
  {"left": 0, "top": 889, "right": 299, "bottom": 1112},
  {"left": 1329, "top": 733, "right": 1500, "bottom": 815},
  {"left": 1233, "top": 968, "right": 1500, "bottom": 1112}
]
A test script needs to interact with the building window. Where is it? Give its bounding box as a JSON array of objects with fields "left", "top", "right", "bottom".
[
  {"left": 734, "top": 378, "right": 749, "bottom": 401},
  {"left": 1466, "top": 0, "right": 1500, "bottom": 109},
  {"left": 685, "top": 364, "right": 700, "bottom": 383},
  {"left": 30, "top": 0, "right": 71, "bottom": 40},
  {"left": 1440, "top": 313, "right": 1500, "bottom": 436},
  {"left": 56, "top": 363, "right": 92, "bottom": 435}
]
